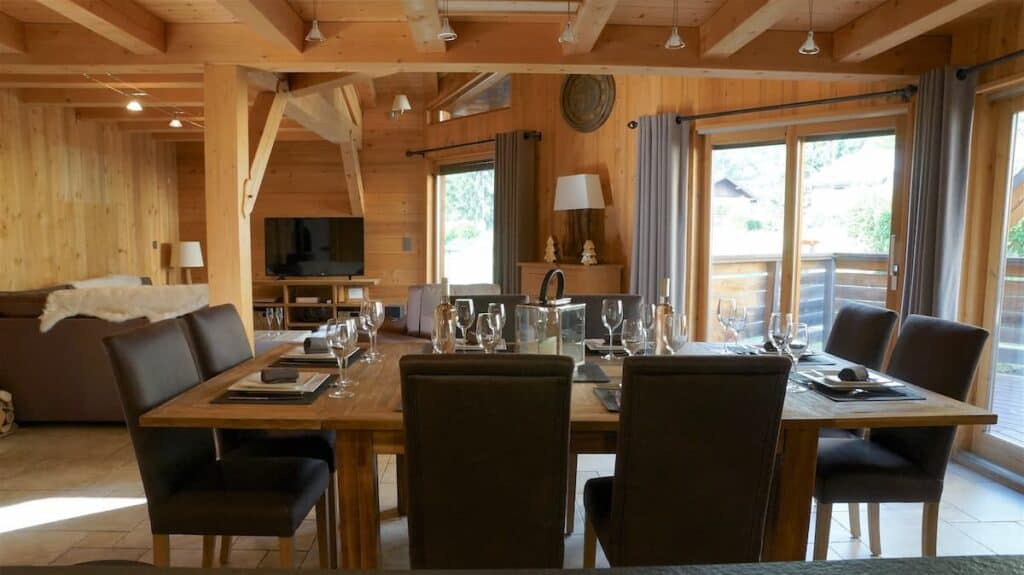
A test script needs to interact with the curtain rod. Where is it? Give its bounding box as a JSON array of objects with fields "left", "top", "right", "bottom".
[
  {"left": 957, "top": 49, "right": 1024, "bottom": 80},
  {"left": 626, "top": 85, "right": 917, "bottom": 129},
  {"left": 406, "top": 130, "right": 542, "bottom": 157}
]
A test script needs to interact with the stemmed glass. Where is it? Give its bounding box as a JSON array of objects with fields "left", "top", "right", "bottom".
[
  {"left": 790, "top": 322, "right": 809, "bottom": 362},
  {"left": 326, "top": 318, "right": 358, "bottom": 399},
  {"left": 264, "top": 308, "right": 275, "bottom": 335},
  {"left": 639, "top": 302, "right": 655, "bottom": 356},
  {"left": 601, "top": 299, "right": 624, "bottom": 361},
  {"left": 668, "top": 312, "right": 688, "bottom": 353},
  {"left": 454, "top": 299, "right": 475, "bottom": 343},
  {"left": 487, "top": 303, "right": 506, "bottom": 347},
  {"left": 730, "top": 303, "right": 748, "bottom": 347},
  {"left": 621, "top": 319, "right": 644, "bottom": 357},
  {"left": 360, "top": 300, "right": 386, "bottom": 363},
  {"left": 476, "top": 313, "right": 500, "bottom": 354},
  {"left": 274, "top": 307, "right": 284, "bottom": 333},
  {"left": 717, "top": 297, "right": 736, "bottom": 353}
]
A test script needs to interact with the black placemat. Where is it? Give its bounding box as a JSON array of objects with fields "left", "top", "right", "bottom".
[
  {"left": 790, "top": 373, "right": 925, "bottom": 402},
  {"left": 593, "top": 387, "right": 620, "bottom": 412},
  {"left": 574, "top": 362, "right": 611, "bottom": 383},
  {"left": 212, "top": 374, "right": 337, "bottom": 405},
  {"left": 272, "top": 348, "right": 364, "bottom": 368}
]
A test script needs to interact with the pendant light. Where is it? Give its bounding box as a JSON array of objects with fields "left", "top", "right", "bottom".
[
  {"left": 558, "top": 0, "right": 576, "bottom": 44},
  {"left": 798, "top": 0, "right": 820, "bottom": 55},
  {"left": 438, "top": 0, "right": 457, "bottom": 41},
  {"left": 168, "top": 112, "right": 183, "bottom": 128},
  {"left": 390, "top": 94, "right": 412, "bottom": 120},
  {"left": 126, "top": 91, "right": 145, "bottom": 112},
  {"left": 305, "top": 0, "right": 324, "bottom": 43},
  {"left": 664, "top": 0, "right": 685, "bottom": 50}
]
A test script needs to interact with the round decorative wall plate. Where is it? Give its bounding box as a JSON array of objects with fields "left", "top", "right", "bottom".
[{"left": 561, "top": 75, "right": 616, "bottom": 133}]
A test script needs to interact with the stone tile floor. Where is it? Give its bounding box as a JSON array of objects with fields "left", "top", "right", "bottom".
[{"left": 2, "top": 425, "right": 1024, "bottom": 567}]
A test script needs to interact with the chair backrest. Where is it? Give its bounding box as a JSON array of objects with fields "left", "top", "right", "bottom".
[
  {"left": 406, "top": 283, "right": 501, "bottom": 337},
  {"left": 400, "top": 354, "right": 574, "bottom": 569},
  {"left": 874, "top": 315, "right": 989, "bottom": 480},
  {"left": 448, "top": 294, "right": 528, "bottom": 342},
  {"left": 824, "top": 302, "right": 899, "bottom": 370},
  {"left": 103, "top": 319, "right": 215, "bottom": 505},
  {"left": 182, "top": 304, "right": 253, "bottom": 380},
  {"left": 609, "top": 356, "right": 790, "bottom": 566},
  {"left": 569, "top": 294, "right": 643, "bottom": 340}
]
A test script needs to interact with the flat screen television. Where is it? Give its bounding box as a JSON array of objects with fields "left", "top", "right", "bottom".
[{"left": 264, "top": 217, "right": 365, "bottom": 277}]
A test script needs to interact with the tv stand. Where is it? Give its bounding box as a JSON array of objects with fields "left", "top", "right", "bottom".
[{"left": 253, "top": 277, "right": 381, "bottom": 330}]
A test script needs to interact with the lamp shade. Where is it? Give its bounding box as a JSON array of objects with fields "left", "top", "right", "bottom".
[
  {"left": 554, "top": 174, "right": 605, "bottom": 211},
  {"left": 173, "top": 241, "right": 204, "bottom": 269},
  {"left": 392, "top": 94, "right": 412, "bottom": 114}
]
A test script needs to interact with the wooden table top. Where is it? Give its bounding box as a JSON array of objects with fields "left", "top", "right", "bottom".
[{"left": 140, "top": 342, "right": 997, "bottom": 432}]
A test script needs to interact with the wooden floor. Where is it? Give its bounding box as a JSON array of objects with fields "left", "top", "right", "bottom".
[{"left": 2, "top": 426, "right": 1024, "bottom": 567}]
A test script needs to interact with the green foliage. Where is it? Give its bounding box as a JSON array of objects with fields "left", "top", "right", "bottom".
[
  {"left": 745, "top": 219, "right": 763, "bottom": 231},
  {"left": 848, "top": 205, "right": 892, "bottom": 254},
  {"left": 443, "top": 169, "right": 495, "bottom": 230},
  {"left": 1007, "top": 219, "right": 1024, "bottom": 257}
]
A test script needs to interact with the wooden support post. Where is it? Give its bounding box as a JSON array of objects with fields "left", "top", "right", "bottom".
[
  {"left": 243, "top": 89, "right": 286, "bottom": 215},
  {"left": 203, "top": 64, "right": 254, "bottom": 343}
]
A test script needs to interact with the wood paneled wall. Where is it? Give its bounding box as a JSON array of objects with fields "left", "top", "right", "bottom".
[
  {"left": 0, "top": 89, "right": 178, "bottom": 291},
  {"left": 177, "top": 78, "right": 429, "bottom": 303},
  {"left": 425, "top": 74, "right": 906, "bottom": 285},
  {"left": 950, "top": 3, "right": 1024, "bottom": 81}
]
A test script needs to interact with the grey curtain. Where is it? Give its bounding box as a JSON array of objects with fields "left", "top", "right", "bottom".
[
  {"left": 630, "top": 113, "right": 688, "bottom": 308},
  {"left": 901, "top": 67, "right": 977, "bottom": 321},
  {"left": 493, "top": 131, "right": 538, "bottom": 293}
]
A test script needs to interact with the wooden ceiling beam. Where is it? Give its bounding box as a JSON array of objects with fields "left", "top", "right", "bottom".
[
  {"left": 287, "top": 72, "right": 375, "bottom": 98},
  {"left": 563, "top": 0, "right": 617, "bottom": 55},
  {"left": 243, "top": 89, "right": 288, "bottom": 215},
  {"left": 215, "top": 0, "right": 305, "bottom": 53},
  {"left": 34, "top": 0, "right": 165, "bottom": 55},
  {"left": 0, "top": 73, "right": 202, "bottom": 89},
  {"left": 0, "top": 22, "right": 950, "bottom": 81},
  {"left": 356, "top": 79, "right": 377, "bottom": 108},
  {"left": 284, "top": 92, "right": 347, "bottom": 143},
  {"left": 700, "top": 0, "right": 802, "bottom": 58},
  {"left": 77, "top": 106, "right": 204, "bottom": 121},
  {"left": 151, "top": 129, "right": 320, "bottom": 142},
  {"left": 400, "top": 0, "right": 446, "bottom": 53},
  {"left": 0, "top": 12, "right": 26, "bottom": 54},
  {"left": 833, "top": 0, "right": 993, "bottom": 63},
  {"left": 16, "top": 87, "right": 204, "bottom": 107},
  {"left": 339, "top": 139, "right": 365, "bottom": 217}
]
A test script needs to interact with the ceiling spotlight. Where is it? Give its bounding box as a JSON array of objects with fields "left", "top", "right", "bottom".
[
  {"left": 126, "top": 99, "right": 143, "bottom": 112},
  {"left": 799, "top": 0, "right": 820, "bottom": 55},
  {"left": 168, "top": 117, "right": 183, "bottom": 129},
  {"left": 438, "top": 17, "right": 457, "bottom": 41},
  {"left": 390, "top": 94, "right": 412, "bottom": 120},
  {"left": 305, "top": 19, "right": 324, "bottom": 43},
  {"left": 664, "top": 26, "right": 685, "bottom": 50},
  {"left": 558, "top": 0, "right": 576, "bottom": 44}
]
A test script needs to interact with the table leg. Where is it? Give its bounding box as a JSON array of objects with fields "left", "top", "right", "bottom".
[
  {"left": 336, "top": 431, "right": 381, "bottom": 569},
  {"left": 763, "top": 427, "right": 818, "bottom": 561}
]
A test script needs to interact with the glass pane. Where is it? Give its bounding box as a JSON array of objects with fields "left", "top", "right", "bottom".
[
  {"left": 708, "top": 142, "right": 787, "bottom": 344},
  {"left": 798, "top": 133, "right": 896, "bottom": 351},
  {"left": 441, "top": 168, "right": 495, "bottom": 284},
  {"left": 990, "top": 112, "right": 1024, "bottom": 449},
  {"left": 438, "top": 76, "right": 511, "bottom": 122}
]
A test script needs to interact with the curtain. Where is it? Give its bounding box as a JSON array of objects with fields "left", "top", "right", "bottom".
[
  {"left": 493, "top": 131, "right": 538, "bottom": 293},
  {"left": 901, "top": 67, "right": 977, "bottom": 321},
  {"left": 630, "top": 113, "right": 688, "bottom": 308}
]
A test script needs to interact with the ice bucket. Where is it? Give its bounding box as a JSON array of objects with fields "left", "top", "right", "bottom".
[{"left": 515, "top": 268, "right": 586, "bottom": 366}]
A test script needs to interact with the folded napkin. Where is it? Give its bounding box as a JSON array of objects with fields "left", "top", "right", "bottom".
[
  {"left": 838, "top": 365, "right": 869, "bottom": 382},
  {"left": 261, "top": 367, "right": 299, "bottom": 384},
  {"left": 304, "top": 337, "right": 327, "bottom": 354},
  {"left": 763, "top": 339, "right": 778, "bottom": 352}
]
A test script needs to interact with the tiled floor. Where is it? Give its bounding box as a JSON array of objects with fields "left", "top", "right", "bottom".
[{"left": 2, "top": 425, "right": 1024, "bottom": 568}]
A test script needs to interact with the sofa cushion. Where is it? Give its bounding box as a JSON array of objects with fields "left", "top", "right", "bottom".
[{"left": 406, "top": 283, "right": 500, "bottom": 338}]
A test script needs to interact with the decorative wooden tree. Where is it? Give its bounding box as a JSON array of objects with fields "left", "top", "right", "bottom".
[
  {"left": 544, "top": 236, "right": 559, "bottom": 264},
  {"left": 581, "top": 240, "right": 598, "bottom": 266}
]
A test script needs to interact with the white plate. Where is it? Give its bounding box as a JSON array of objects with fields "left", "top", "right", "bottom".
[
  {"left": 228, "top": 372, "right": 328, "bottom": 394},
  {"left": 585, "top": 338, "right": 624, "bottom": 352},
  {"left": 804, "top": 369, "right": 899, "bottom": 390},
  {"left": 280, "top": 346, "right": 357, "bottom": 361}
]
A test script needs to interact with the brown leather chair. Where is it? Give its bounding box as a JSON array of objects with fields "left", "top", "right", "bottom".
[
  {"left": 583, "top": 355, "right": 790, "bottom": 566},
  {"left": 400, "top": 354, "right": 574, "bottom": 568},
  {"left": 181, "top": 303, "right": 338, "bottom": 566},
  {"left": 812, "top": 315, "right": 989, "bottom": 560},
  {"left": 103, "top": 319, "right": 331, "bottom": 569}
]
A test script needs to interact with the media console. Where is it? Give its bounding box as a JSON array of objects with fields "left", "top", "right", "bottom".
[{"left": 252, "top": 277, "right": 381, "bottom": 330}]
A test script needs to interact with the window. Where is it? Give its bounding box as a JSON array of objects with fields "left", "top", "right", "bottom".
[
  {"left": 436, "top": 161, "right": 496, "bottom": 284},
  {"left": 435, "top": 75, "right": 511, "bottom": 123}
]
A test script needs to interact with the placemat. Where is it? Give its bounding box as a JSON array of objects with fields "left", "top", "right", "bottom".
[
  {"left": 790, "top": 374, "right": 925, "bottom": 402},
  {"left": 212, "top": 374, "right": 337, "bottom": 405},
  {"left": 272, "top": 348, "right": 364, "bottom": 368},
  {"left": 574, "top": 362, "right": 611, "bottom": 383},
  {"left": 593, "top": 387, "right": 620, "bottom": 412}
]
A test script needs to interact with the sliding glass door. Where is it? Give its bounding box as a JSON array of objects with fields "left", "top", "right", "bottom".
[{"left": 435, "top": 161, "right": 495, "bottom": 284}]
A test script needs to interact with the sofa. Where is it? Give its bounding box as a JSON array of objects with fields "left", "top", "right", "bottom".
[{"left": 388, "top": 283, "right": 501, "bottom": 339}]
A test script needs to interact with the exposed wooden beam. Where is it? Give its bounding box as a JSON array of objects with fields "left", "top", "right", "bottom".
[
  {"left": 243, "top": 90, "right": 287, "bottom": 215},
  {"left": 356, "top": 79, "right": 377, "bottom": 108},
  {"left": 700, "top": 0, "right": 801, "bottom": 58},
  {"left": 16, "top": 88, "right": 204, "bottom": 107},
  {"left": 428, "top": 72, "right": 503, "bottom": 110},
  {"left": 284, "top": 92, "right": 346, "bottom": 143},
  {"left": 0, "top": 22, "right": 950, "bottom": 81},
  {"left": 247, "top": 68, "right": 286, "bottom": 92},
  {"left": 331, "top": 87, "right": 362, "bottom": 148},
  {"left": 34, "top": 0, "right": 165, "bottom": 55},
  {"left": 562, "top": 0, "right": 617, "bottom": 55},
  {"left": 77, "top": 106, "right": 204, "bottom": 121},
  {"left": 216, "top": 0, "right": 305, "bottom": 53},
  {"left": 833, "top": 0, "right": 992, "bottom": 63},
  {"left": 340, "top": 85, "right": 362, "bottom": 130},
  {"left": 151, "top": 129, "right": 320, "bottom": 142},
  {"left": 287, "top": 72, "right": 374, "bottom": 98},
  {"left": 400, "top": 0, "right": 446, "bottom": 53},
  {"left": 0, "top": 73, "right": 202, "bottom": 89},
  {"left": 339, "top": 140, "right": 365, "bottom": 217},
  {"left": 0, "top": 12, "right": 26, "bottom": 54}
]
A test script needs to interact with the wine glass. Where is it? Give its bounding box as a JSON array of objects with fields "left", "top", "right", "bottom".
[
  {"left": 639, "top": 302, "right": 655, "bottom": 356},
  {"left": 717, "top": 297, "right": 736, "bottom": 353},
  {"left": 601, "top": 299, "right": 623, "bottom": 361},
  {"left": 731, "top": 303, "right": 748, "bottom": 347},
  {"left": 360, "top": 300, "right": 386, "bottom": 363},
  {"left": 790, "top": 322, "right": 809, "bottom": 362},
  {"left": 621, "top": 319, "right": 644, "bottom": 357},
  {"left": 487, "top": 302, "right": 506, "bottom": 346},
  {"left": 274, "top": 307, "right": 284, "bottom": 333},
  {"left": 668, "top": 312, "right": 688, "bottom": 353},
  {"left": 326, "top": 319, "right": 356, "bottom": 399},
  {"left": 454, "top": 299, "right": 475, "bottom": 343},
  {"left": 263, "top": 308, "right": 275, "bottom": 334},
  {"left": 476, "top": 313, "right": 500, "bottom": 354}
]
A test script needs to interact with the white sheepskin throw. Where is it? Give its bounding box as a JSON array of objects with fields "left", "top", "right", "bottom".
[{"left": 39, "top": 284, "right": 209, "bottom": 332}]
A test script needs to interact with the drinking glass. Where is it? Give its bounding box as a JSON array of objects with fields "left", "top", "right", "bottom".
[
  {"left": 621, "top": 319, "right": 644, "bottom": 357},
  {"left": 790, "top": 322, "right": 809, "bottom": 361},
  {"left": 476, "top": 313, "right": 500, "bottom": 354},
  {"left": 264, "top": 308, "right": 275, "bottom": 334},
  {"left": 327, "top": 319, "right": 357, "bottom": 398},
  {"left": 769, "top": 312, "right": 793, "bottom": 357},
  {"left": 454, "top": 299, "right": 475, "bottom": 343},
  {"left": 669, "top": 312, "right": 688, "bottom": 352},
  {"left": 360, "top": 300, "right": 386, "bottom": 363},
  {"left": 731, "top": 303, "right": 748, "bottom": 347},
  {"left": 274, "top": 307, "right": 284, "bottom": 333},
  {"left": 601, "top": 299, "right": 624, "bottom": 361},
  {"left": 487, "top": 303, "right": 506, "bottom": 346},
  {"left": 717, "top": 297, "right": 736, "bottom": 353},
  {"left": 639, "top": 302, "right": 655, "bottom": 356}
]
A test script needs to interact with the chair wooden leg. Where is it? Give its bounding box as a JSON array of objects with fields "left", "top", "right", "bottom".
[
  {"left": 328, "top": 471, "right": 339, "bottom": 569},
  {"left": 218, "top": 535, "right": 232, "bottom": 566},
  {"left": 922, "top": 502, "right": 939, "bottom": 557},
  {"left": 396, "top": 454, "right": 407, "bottom": 517},
  {"left": 848, "top": 503, "right": 861, "bottom": 539},
  {"left": 316, "top": 491, "right": 330, "bottom": 569},
  {"left": 279, "top": 537, "right": 294, "bottom": 569},
  {"left": 813, "top": 502, "right": 832, "bottom": 560},
  {"left": 152, "top": 534, "right": 170, "bottom": 568},
  {"left": 868, "top": 503, "right": 882, "bottom": 556},
  {"left": 583, "top": 513, "right": 597, "bottom": 569},
  {"left": 566, "top": 452, "right": 578, "bottom": 535},
  {"left": 202, "top": 535, "right": 216, "bottom": 568}
]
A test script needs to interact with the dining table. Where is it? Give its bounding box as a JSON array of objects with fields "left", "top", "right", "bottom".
[{"left": 139, "top": 340, "right": 997, "bottom": 569}]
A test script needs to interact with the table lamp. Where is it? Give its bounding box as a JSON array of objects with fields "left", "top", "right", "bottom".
[
  {"left": 554, "top": 174, "right": 605, "bottom": 261},
  {"left": 173, "top": 241, "right": 204, "bottom": 284}
]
